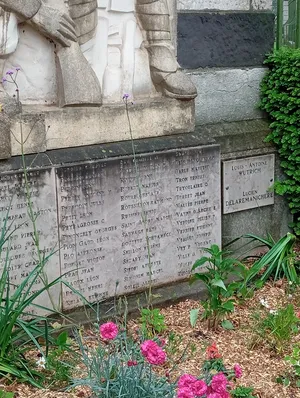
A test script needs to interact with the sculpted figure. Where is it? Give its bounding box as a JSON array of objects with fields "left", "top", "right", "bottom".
[
  {"left": 135, "top": 0, "right": 196, "bottom": 99},
  {"left": 0, "top": 0, "right": 196, "bottom": 105},
  {"left": 0, "top": 0, "right": 102, "bottom": 106}
]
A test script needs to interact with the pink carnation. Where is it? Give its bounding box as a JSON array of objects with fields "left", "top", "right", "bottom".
[
  {"left": 140, "top": 340, "right": 167, "bottom": 365},
  {"left": 207, "top": 393, "right": 229, "bottom": 398},
  {"left": 234, "top": 364, "right": 243, "bottom": 379},
  {"left": 177, "top": 387, "right": 194, "bottom": 398},
  {"left": 99, "top": 322, "right": 118, "bottom": 340},
  {"left": 211, "top": 373, "right": 228, "bottom": 393},
  {"left": 178, "top": 374, "right": 197, "bottom": 389},
  {"left": 192, "top": 379, "right": 207, "bottom": 396}
]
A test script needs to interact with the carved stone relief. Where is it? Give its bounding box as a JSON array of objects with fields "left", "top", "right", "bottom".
[{"left": 0, "top": 0, "right": 197, "bottom": 106}]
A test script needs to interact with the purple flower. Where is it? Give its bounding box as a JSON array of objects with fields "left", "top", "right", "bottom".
[
  {"left": 6, "top": 70, "right": 14, "bottom": 76},
  {"left": 122, "top": 93, "right": 129, "bottom": 100},
  {"left": 15, "top": 67, "right": 21, "bottom": 71},
  {"left": 1, "top": 77, "right": 7, "bottom": 84}
]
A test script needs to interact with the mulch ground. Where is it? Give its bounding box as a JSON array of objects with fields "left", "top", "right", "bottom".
[
  {"left": 3, "top": 280, "right": 300, "bottom": 398},
  {"left": 2, "top": 239, "right": 300, "bottom": 398}
]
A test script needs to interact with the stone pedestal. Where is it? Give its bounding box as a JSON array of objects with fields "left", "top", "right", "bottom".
[
  {"left": 0, "top": 132, "right": 220, "bottom": 313},
  {"left": 9, "top": 99, "right": 195, "bottom": 156}
]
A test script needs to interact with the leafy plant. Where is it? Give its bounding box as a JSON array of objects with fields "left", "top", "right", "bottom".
[
  {"left": 42, "top": 330, "right": 79, "bottom": 388},
  {"left": 260, "top": 47, "right": 300, "bottom": 234},
  {"left": 240, "top": 233, "right": 299, "bottom": 286},
  {"left": 250, "top": 304, "right": 299, "bottom": 353},
  {"left": 189, "top": 244, "right": 247, "bottom": 329},
  {"left": 140, "top": 308, "right": 166, "bottom": 338},
  {"left": 231, "top": 385, "right": 256, "bottom": 397},
  {"left": 0, "top": 391, "right": 14, "bottom": 398},
  {"left": 277, "top": 345, "right": 300, "bottom": 388}
]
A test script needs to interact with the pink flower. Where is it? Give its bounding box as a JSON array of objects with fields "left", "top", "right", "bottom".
[
  {"left": 207, "top": 393, "right": 230, "bottom": 398},
  {"left": 211, "top": 373, "right": 228, "bottom": 393},
  {"left": 234, "top": 364, "right": 243, "bottom": 379},
  {"left": 192, "top": 379, "right": 207, "bottom": 396},
  {"left": 177, "top": 387, "right": 194, "bottom": 398},
  {"left": 99, "top": 322, "right": 118, "bottom": 340},
  {"left": 127, "top": 360, "right": 138, "bottom": 366},
  {"left": 178, "top": 374, "right": 197, "bottom": 389},
  {"left": 140, "top": 340, "right": 167, "bottom": 365}
]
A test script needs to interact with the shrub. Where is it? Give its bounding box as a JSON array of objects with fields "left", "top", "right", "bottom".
[{"left": 260, "top": 47, "right": 300, "bottom": 234}]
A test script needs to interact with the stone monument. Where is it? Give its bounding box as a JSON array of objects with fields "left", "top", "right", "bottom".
[
  {"left": 0, "top": 1, "right": 208, "bottom": 315},
  {"left": 0, "top": 0, "right": 197, "bottom": 106}
]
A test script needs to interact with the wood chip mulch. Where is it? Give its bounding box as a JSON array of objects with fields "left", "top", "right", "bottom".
[{"left": 2, "top": 281, "right": 300, "bottom": 398}]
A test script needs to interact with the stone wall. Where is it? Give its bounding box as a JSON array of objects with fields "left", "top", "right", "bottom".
[
  {"left": 177, "top": 0, "right": 274, "bottom": 126},
  {"left": 176, "top": 0, "right": 291, "bottom": 243}
]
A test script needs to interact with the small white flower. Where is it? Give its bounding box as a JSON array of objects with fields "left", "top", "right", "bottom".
[
  {"left": 269, "top": 309, "right": 278, "bottom": 315},
  {"left": 36, "top": 356, "right": 46, "bottom": 369},
  {"left": 259, "top": 298, "right": 270, "bottom": 308},
  {"left": 288, "top": 294, "right": 293, "bottom": 300},
  {"left": 289, "top": 281, "right": 293, "bottom": 285}
]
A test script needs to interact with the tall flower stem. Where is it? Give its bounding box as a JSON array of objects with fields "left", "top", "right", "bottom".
[{"left": 123, "top": 97, "right": 153, "bottom": 308}]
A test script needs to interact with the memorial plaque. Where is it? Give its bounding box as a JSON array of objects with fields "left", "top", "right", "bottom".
[
  {"left": 56, "top": 145, "right": 221, "bottom": 310},
  {"left": 0, "top": 169, "right": 60, "bottom": 314},
  {"left": 223, "top": 154, "right": 275, "bottom": 214}
]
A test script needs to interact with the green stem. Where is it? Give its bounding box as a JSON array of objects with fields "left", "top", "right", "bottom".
[{"left": 124, "top": 99, "right": 153, "bottom": 308}]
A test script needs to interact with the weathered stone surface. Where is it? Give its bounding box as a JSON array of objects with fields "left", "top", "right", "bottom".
[
  {"left": 0, "top": 0, "right": 197, "bottom": 105},
  {"left": 201, "top": 120, "right": 292, "bottom": 245},
  {"left": 0, "top": 168, "right": 60, "bottom": 314},
  {"left": 0, "top": 0, "right": 41, "bottom": 20},
  {"left": 186, "top": 68, "right": 266, "bottom": 125},
  {"left": 177, "top": 0, "right": 250, "bottom": 10},
  {"left": 56, "top": 145, "right": 221, "bottom": 310},
  {"left": 0, "top": 115, "right": 11, "bottom": 160},
  {"left": 223, "top": 154, "right": 275, "bottom": 214},
  {"left": 56, "top": 42, "right": 102, "bottom": 107},
  {"left": 0, "top": 93, "right": 21, "bottom": 160},
  {"left": 251, "top": 0, "right": 272, "bottom": 10},
  {"left": 9, "top": 99, "right": 194, "bottom": 155},
  {"left": 10, "top": 113, "right": 46, "bottom": 156},
  {"left": 178, "top": 12, "right": 275, "bottom": 68},
  {"left": 222, "top": 154, "right": 292, "bottom": 246}
]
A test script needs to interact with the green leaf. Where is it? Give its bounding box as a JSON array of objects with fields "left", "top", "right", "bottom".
[
  {"left": 191, "top": 257, "right": 209, "bottom": 270},
  {"left": 211, "top": 279, "right": 227, "bottom": 291},
  {"left": 221, "top": 320, "right": 234, "bottom": 330},
  {"left": 190, "top": 308, "right": 200, "bottom": 328},
  {"left": 221, "top": 301, "right": 235, "bottom": 312},
  {"left": 190, "top": 273, "right": 209, "bottom": 285},
  {"left": 56, "top": 331, "right": 68, "bottom": 347}
]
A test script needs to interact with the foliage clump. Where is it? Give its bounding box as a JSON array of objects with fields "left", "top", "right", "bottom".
[{"left": 260, "top": 47, "right": 300, "bottom": 234}]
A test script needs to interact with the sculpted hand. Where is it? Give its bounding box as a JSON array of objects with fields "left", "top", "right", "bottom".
[{"left": 31, "top": 3, "right": 77, "bottom": 47}]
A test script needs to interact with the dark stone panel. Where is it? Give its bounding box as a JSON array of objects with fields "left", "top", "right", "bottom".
[{"left": 177, "top": 12, "right": 275, "bottom": 68}]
